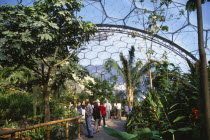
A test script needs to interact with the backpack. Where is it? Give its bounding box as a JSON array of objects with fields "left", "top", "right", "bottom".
[{"left": 93, "top": 107, "right": 100, "bottom": 120}]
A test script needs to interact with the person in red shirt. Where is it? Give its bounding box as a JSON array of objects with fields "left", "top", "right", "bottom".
[{"left": 99, "top": 102, "right": 107, "bottom": 127}]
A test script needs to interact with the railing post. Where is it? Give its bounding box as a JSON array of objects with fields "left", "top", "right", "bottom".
[
  {"left": 46, "top": 126, "right": 50, "bottom": 140},
  {"left": 65, "top": 122, "right": 69, "bottom": 140},
  {"left": 77, "top": 118, "right": 81, "bottom": 138},
  {"left": 10, "top": 132, "right": 15, "bottom": 140}
]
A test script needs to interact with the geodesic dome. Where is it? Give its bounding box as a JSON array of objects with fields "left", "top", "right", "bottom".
[
  {"left": 1, "top": 0, "right": 210, "bottom": 85},
  {"left": 76, "top": 0, "right": 210, "bottom": 83}
]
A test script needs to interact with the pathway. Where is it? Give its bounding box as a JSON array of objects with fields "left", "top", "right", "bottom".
[{"left": 75, "top": 117, "right": 126, "bottom": 140}]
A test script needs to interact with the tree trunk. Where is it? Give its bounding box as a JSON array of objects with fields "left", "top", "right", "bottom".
[
  {"left": 127, "top": 87, "right": 134, "bottom": 107},
  {"left": 32, "top": 86, "right": 39, "bottom": 120},
  {"left": 149, "top": 70, "right": 153, "bottom": 89},
  {"left": 148, "top": 58, "right": 153, "bottom": 89},
  {"left": 196, "top": 1, "right": 210, "bottom": 140},
  {"left": 43, "top": 82, "right": 50, "bottom": 122}
]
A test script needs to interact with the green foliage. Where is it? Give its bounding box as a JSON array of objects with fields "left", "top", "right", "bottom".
[
  {"left": 50, "top": 125, "right": 66, "bottom": 140},
  {"left": 114, "top": 91, "right": 126, "bottom": 103},
  {"left": 0, "top": 1, "right": 96, "bottom": 67},
  {"left": 3, "top": 119, "right": 17, "bottom": 128},
  {"left": 104, "top": 46, "right": 160, "bottom": 106},
  {"left": 104, "top": 127, "right": 137, "bottom": 140},
  {"left": 0, "top": 65, "right": 38, "bottom": 92},
  {"left": 50, "top": 98, "right": 79, "bottom": 120},
  {"left": 132, "top": 128, "right": 162, "bottom": 140},
  {"left": 27, "top": 127, "right": 46, "bottom": 139},
  {"left": 26, "top": 119, "right": 78, "bottom": 140},
  {"left": 0, "top": 0, "right": 97, "bottom": 121},
  {"left": 77, "top": 91, "right": 89, "bottom": 103},
  {"left": 104, "top": 127, "right": 163, "bottom": 140},
  {"left": 179, "top": 9, "right": 185, "bottom": 15},
  {"left": 173, "top": 116, "right": 186, "bottom": 123},
  {"left": 161, "top": 26, "right": 168, "bottom": 31},
  {"left": 186, "top": 0, "right": 210, "bottom": 11},
  {"left": 84, "top": 77, "right": 115, "bottom": 102},
  {"left": 59, "top": 91, "right": 74, "bottom": 104},
  {"left": 50, "top": 122, "right": 77, "bottom": 140},
  {"left": 0, "top": 92, "right": 33, "bottom": 121},
  {"left": 125, "top": 60, "right": 200, "bottom": 140}
]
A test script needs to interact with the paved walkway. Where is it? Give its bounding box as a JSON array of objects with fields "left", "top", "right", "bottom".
[{"left": 75, "top": 117, "right": 126, "bottom": 140}]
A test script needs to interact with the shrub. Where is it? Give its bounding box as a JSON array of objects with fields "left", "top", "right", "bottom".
[
  {"left": 0, "top": 92, "right": 33, "bottom": 121},
  {"left": 50, "top": 98, "right": 79, "bottom": 120}
]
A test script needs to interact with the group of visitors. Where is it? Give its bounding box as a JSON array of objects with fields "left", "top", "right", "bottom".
[
  {"left": 83, "top": 99, "right": 110, "bottom": 138},
  {"left": 113, "top": 102, "right": 122, "bottom": 120},
  {"left": 76, "top": 99, "right": 132, "bottom": 138},
  {"left": 92, "top": 100, "right": 107, "bottom": 134}
]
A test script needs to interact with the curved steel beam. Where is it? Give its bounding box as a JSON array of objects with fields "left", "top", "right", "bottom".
[{"left": 96, "top": 24, "right": 198, "bottom": 61}]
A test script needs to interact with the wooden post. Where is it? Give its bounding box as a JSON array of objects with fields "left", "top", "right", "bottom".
[
  {"left": 46, "top": 126, "right": 50, "bottom": 140},
  {"left": 77, "top": 118, "right": 81, "bottom": 138},
  {"left": 10, "top": 133, "right": 15, "bottom": 140},
  {"left": 65, "top": 122, "right": 69, "bottom": 140}
]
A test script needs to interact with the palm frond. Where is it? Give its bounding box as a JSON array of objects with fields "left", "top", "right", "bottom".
[
  {"left": 128, "top": 46, "right": 135, "bottom": 66},
  {"left": 132, "top": 60, "right": 160, "bottom": 87},
  {"left": 186, "top": 58, "right": 198, "bottom": 75},
  {"left": 131, "top": 60, "right": 143, "bottom": 76},
  {"left": 120, "top": 53, "right": 131, "bottom": 87},
  {"left": 131, "top": 61, "right": 143, "bottom": 87},
  {"left": 104, "top": 59, "right": 124, "bottom": 80}
]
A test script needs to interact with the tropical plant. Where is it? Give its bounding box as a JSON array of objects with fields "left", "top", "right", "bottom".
[
  {"left": 185, "top": 1, "right": 210, "bottom": 139},
  {"left": 0, "top": 0, "right": 97, "bottom": 122},
  {"left": 84, "top": 77, "right": 115, "bottom": 103},
  {"left": 125, "top": 60, "right": 202, "bottom": 140},
  {"left": 50, "top": 121, "right": 77, "bottom": 140},
  {"left": 104, "top": 46, "right": 159, "bottom": 106},
  {"left": 126, "top": 90, "right": 196, "bottom": 140},
  {"left": 27, "top": 127, "right": 46, "bottom": 140},
  {"left": 104, "top": 127, "right": 162, "bottom": 140},
  {"left": 186, "top": 0, "right": 210, "bottom": 11},
  {"left": 50, "top": 97, "right": 79, "bottom": 120},
  {"left": 3, "top": 119, "right": 17, "bottom": 128},
  {"left": 77, "top": 91, "right": 89, "bottom": 103},
  {"left": 50, "top": 125, "right": 66, "bottom": 140},
  {"left": 0, "top": 92, "right": 33, "bottom": 121},
  {"left": 0, "top": 65, "right": 35, "bottom": 85},
  {"left": 114, "top": 90, "right": 126, "bottom": 103}
]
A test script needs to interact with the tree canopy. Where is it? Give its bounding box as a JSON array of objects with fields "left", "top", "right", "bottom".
[{"left": 0, "top": 0, "right": 97, "bottom": 122}]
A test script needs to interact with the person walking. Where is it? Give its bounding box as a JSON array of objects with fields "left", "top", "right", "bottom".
[
  {"left": 116, "top": 102, "right": 122, "bottom": 120},
  {"left": 85, "top": 99, "right": 94, "bottom": 138},
  {"left": 99, "top": 101, "right": 107, "bottom": 127},
  {"left": 93, "top": 102, "right": 101, "bottom": 133},
  {"left": 104, "top": 100, "right": 111, "bottom": 120},
  {"left": 113, "top": 102, "right": 117, "bottom": 119}
]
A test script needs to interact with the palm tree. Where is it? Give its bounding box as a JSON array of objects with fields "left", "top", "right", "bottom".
[{"left": 104, "top": 46, "right": 158, "bottom": 106}]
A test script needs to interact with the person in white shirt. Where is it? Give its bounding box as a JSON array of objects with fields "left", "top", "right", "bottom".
[
  {"left": 116, "top": 102, "right": 122, "bottom": 120},
  {"left": 104, "top": 100, "right": 112, "bottom": 120}
]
